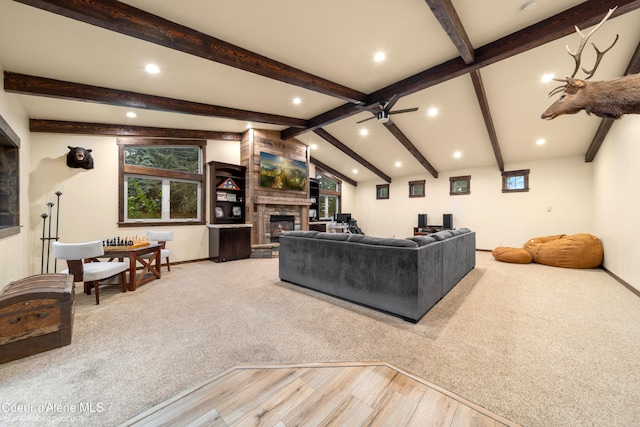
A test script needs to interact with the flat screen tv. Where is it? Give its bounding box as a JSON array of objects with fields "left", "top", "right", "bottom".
[
  {"left": 335, "top": 213, "right": 351, "bottom": 224},
  {"left": 259, "top": 151, "right": 306, "bottom": 191}
]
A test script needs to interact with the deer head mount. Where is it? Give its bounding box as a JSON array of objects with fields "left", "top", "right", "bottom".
[{"left": 541, "top": 7, "right": 640, "bottom": 120}]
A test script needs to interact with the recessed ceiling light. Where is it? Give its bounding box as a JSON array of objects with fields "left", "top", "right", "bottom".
[
  {"left": 454, "top": 151, "right": 462, "bottom": 158},
  {"left": 310, "top": 144, "right": 317, "bottom": 150},
  {"left": 126, "top": 111, "right": 137, "bottom": 118},
  {"left": 293, "top": 97, "right": 301, "bottom": 105},
  {"left": 395, "top": 161, "right": 402, "bottom": 167},
  {"left": 145, "top": 64, "right": 160, "bottom": 74},
  {"left": 541, "top": 73, "right": 555, "bottom": 83},
  {"left": 536, "top": 138, "right": 546, "bottom": 145},
  {"left": 246, "top": 123, "right": 253, "bottom": 129},
  {"left": 360, "top": 128, "right": 368, "bottom": 136},
  {"left": 352, "top": 169, "right": 358, "bottom": 174},
  {"left": 521, "top": 0, "right": 538, "bottom": 12},
  {"left": 427, "top": 107, "right": 439, "bottom": 117},
  {"left": 374, "top": 52, "right": 386, "bottom": 62}
]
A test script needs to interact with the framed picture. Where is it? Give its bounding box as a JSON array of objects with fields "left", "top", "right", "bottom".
[
  {"left": 232, "top": 206, "right": 242, "bottom": 217},
  {"left": 215, "top": 207, "right": 224, "bottom": 218},
  {"left": 216, "top": 191, "right": 227, "bottom": 201},
  {"left": 227, "top": 193, "right": 237, "bottom": 202}
]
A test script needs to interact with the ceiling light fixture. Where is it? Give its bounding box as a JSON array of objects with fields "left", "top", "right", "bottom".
[
  {"left": 536, "top": 138, "right": 546, "bottom": 145},
  {"left": 541, "top": 73, "right": 555, "bottom": 83},
  {"left": 310, "top": 144, "right": 317, "bottom": 150},
  {"left": 126, "top": 112, "right": 136, "bottom": 118},
  {"left": 454, "top": 151, "right": 462, "bottom": 158},
  {"left": 395, "top": 161, "right": 402, "bottom": 167},
  {"left": 293, "top": 97, "right": 301, "bottom": 105},
  {"left": 427, "top": 107, "right": 439, "bottom": 117},
  {"left": 352, "top": 169, "right": 358, "bottom": 174},
  {"left": 374, "top": 52, "right": 386, "bottom": 62},
  {"left": 145, "top": 64, "right": 160, "bottom": 74},
  {"left": 360, "top": 129, "right": 368, "bottom": 136},
  {"left": 521, "top": 0, "right": 538, "bottom": 12}
]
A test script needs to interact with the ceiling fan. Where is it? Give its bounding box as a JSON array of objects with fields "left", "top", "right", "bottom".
[{"left": 356, "top": 95, "right": 419, "bottom": 124}]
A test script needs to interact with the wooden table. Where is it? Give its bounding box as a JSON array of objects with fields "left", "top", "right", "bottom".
[{"left": 98, "top": 244, "right": 162, "bottom": 291}]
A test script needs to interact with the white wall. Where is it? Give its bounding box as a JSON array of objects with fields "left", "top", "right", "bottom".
[
  {"left": 27, "top": 133, "right": 241, "bottom": 275},
  {"left": 593, "top": 115, "right": 640, "bottom": 291},
  {"left": 0, "top": 71, "right": 31, "bottom": 287},
  {"left": 352, "top": 156, "right": 594, "bottom": 250}
]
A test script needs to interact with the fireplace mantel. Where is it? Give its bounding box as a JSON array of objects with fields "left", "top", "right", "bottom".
[{"left": 254, "top": 195, "right": 312, "bottom": 206}]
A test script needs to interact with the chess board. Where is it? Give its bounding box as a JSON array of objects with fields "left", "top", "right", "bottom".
[{"left": 103, "top": 242, "right": 150, "bottom": 251}]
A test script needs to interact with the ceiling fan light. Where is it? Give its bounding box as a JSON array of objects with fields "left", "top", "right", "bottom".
[{"left": 377, "top": 111, "right": 390, "bottom": 123}]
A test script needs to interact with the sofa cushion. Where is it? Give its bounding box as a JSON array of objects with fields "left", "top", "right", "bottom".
[
  {"left": 431, "top": 230, "right": 453, "bottom": 241},
  {"left": 407, "top": 235, "right": 437, "bottom": 246},
  {"left": 347, "top": 234, "right": 418, "bottom": 247},
  {"left": 282, "top": 230, "right": 318, "bottom": 238},
  {"left": 315, "top": 232, "right": 350, "bottom": 241}
]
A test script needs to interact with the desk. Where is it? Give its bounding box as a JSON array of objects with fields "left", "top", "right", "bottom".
[
  {"left": 413, "top": 226, "right": 443, "bottom": 236},
  {"left": 98, "top": 244, "right": 162, "bottom": 291}
]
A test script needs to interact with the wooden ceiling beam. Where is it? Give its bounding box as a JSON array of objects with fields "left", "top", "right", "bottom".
[
  {"left": 313, "top": 129, "right": 391, "bottom": 183},
  {"left": 4, "top": 72, "right": 307, "bottom": 128},
  {"left": 284, "top": 0, "right": 640, "bottom": 139},
  {"left": 585, "top": 38, "right": 640, "bottom": 162},
  {"left": 469, "top": 70, "right": 504, "bottom": 171},
  {"left": 383, "top": 122, "right": 438, "bottom": 178},
  {"left": 13, "top": 0, "right": 368, "bottom": 104},
  {"left": 424, "top": 0, "right": 474, "bottom": 64},
  {"left": 29, "top": 119, "right": 242, "bottom": 140},
  {"left": 310, "top": 157, "right": 357, "bottom": 187}
]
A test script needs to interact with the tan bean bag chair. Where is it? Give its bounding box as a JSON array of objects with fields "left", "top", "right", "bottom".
[
  {"left": 523, "top": 233, "right": 603, "bottom": 269},
  {"left": 491, "top": 246, "right": 533, "bottom": 264}
]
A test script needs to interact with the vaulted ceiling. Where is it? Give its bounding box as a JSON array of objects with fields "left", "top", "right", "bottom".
[{"left": 1, "top": 0, "right": 640, "bottom": 185}]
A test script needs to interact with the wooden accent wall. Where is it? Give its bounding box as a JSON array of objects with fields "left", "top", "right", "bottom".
[{"left": 241, "top": 129, "right": 311, "bottom": 244}]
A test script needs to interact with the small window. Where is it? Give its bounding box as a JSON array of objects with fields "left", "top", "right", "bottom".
[
  {"left": 502, "top": 169, "right": 529, "bottom": 193},
  {"left": 317, "top": 170, "right": 341, "bottom": 220},
  {"left": 409, "top": 180, "right": 425, "bottom": 198},
  {"left": 450, "top": 175, "right": 471, "bottom": 195},
  {"left": 376, "top": 184, "right": 389, "bottom": 200}
]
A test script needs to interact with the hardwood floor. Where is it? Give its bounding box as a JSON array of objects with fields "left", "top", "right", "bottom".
[{"left": 124, "top": 362, "right": 521, "bottom": 427}]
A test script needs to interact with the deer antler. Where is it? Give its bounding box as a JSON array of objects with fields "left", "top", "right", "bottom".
[{"left": 548, "top": 7, "right": 619, "bottom": 97}]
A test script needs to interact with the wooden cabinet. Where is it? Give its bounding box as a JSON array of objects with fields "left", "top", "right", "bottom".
[
  {"left": 309, "top": 177, "right": 319, "bottom": 221},
  {"left": 208, "top": 225, "right": 252, "bottom": 262},
  {"left": 208, "top": 161, "right": 246, "bottom": 225}
]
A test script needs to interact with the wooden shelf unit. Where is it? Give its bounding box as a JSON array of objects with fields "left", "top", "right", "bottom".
[{"left": 208, "top": 161, "right": 246, "bottom": 225}]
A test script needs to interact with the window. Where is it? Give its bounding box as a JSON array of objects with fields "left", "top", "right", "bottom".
[
  {"left": 409, "top": 180, "right": 425, "bottom": 198},
  {"left": 376, "top": 184, "right": 389, "bottom": 200},
  {"left": 118, "top": 139, "right": 206, "bottom": 226},
  {"left": 502, "top": 169, "right": 530, "bottom": 193},
  {"left": 0, "top": 114, "right": 20, "bottom": 239},
  {"left": 450, "top": 175, "right": 471, "bottom": 195},
  {"left": 317, "top": 170, "right": 340, "bottom": 220}
]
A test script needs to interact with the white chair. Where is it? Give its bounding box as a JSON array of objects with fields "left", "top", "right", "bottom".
[
  {"left": 53, "top": 241, "right": 129, "bottom": 305},
  {"left": 141, "top": 230, "right": 174, "bottom": 271}
]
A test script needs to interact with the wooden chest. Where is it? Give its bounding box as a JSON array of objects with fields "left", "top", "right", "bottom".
[{"left": 0, "top": 273, "right": 75, "bottom": 364}]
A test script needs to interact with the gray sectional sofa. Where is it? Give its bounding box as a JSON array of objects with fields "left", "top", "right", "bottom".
[{"left": 278, "top": 228, "right": 476, "bottom": 322}]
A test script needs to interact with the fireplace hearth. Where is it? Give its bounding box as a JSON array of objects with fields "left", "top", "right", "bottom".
[{"left": 270, "top": 215, "right": 295, "bottom": 242}]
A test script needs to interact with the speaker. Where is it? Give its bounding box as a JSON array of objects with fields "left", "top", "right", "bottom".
[
  {"left": 418, "top": 214, "right": 427, "bottom": 228},
  {"left": 443, "top": 214, "right": 453, "bottom": 229}
]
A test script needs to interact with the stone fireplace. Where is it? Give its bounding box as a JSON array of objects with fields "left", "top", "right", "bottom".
[
  {"left": 241, "top": 129, "right": 312, "bottom": 245},
  {"left": 269, "top": 215, "right": 295, "bottom": 242}
]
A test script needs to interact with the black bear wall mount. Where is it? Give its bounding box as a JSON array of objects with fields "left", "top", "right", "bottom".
[{"left": 66, "top": 146, "right": 94, "bottom": 169}]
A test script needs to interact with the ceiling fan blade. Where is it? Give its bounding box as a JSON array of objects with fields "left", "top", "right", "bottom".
[
  {"left": 383, "top": 94, "right": 400, "bottom": 112},
  {"left": 356, "top": 116, "right": 375, "bottom": 124},
  {"left": 389, "top": 107, "right": 419, "bottom": 115}
]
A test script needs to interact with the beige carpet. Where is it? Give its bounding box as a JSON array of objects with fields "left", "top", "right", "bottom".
[{"left": 0, "top": 252, "right": 639, "bottom": 427}]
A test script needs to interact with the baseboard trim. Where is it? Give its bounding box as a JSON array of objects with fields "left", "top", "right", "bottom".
[{"left": 603, "top": 267, "right": 640, "bottom": 297}]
